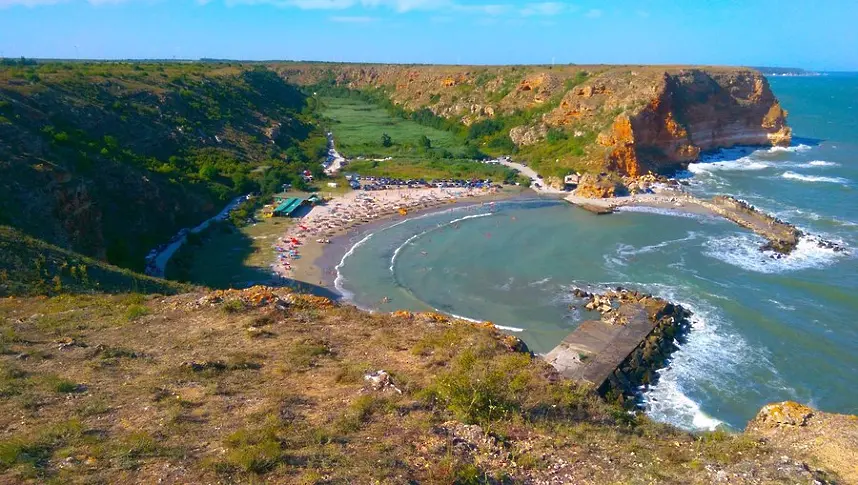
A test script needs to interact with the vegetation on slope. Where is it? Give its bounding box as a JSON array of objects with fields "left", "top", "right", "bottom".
[
  {"left": 0, "top": 225, "right": 187, "bottom": 297},
  {"left": 0, "top": 61, "right": 328, "bottom": 272},
  {"left": 0, "top": 287, "right": 835, "bottom": 484},
  {"left": 304, "top": 68, "right": 604, "bottom": 181}
]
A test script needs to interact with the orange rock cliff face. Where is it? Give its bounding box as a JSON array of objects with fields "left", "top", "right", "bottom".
[
  {"left": 603, "top": 70, "right": 791, "bottom": 176},
  {"left": 278, "top": 64, "right": 791, "bottom": 177}
]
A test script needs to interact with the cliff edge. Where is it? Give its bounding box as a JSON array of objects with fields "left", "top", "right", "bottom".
[{"left": 747, "top": 401, "right": 858, "bottom": 483}]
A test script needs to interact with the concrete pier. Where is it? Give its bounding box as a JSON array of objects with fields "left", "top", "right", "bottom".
[{"left": 545, "top": 290, "right": 691, "bottom": 396}]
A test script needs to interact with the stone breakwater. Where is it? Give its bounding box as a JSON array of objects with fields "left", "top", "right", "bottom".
[
  {"left": 546, "top": 287, "right": 692, "bottom": 401},
  {"left": 703, "top": 196, "right": 801, "bottom": 254},
  {"left": 700, "top": 196, "right": 845, "bottom": 255},
  {"left": 568, "top": 176, "right": 847, "bottom": 255}
]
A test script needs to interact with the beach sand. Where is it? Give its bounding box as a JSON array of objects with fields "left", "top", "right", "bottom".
[{"left": 271, "top": 187, "right": 526, "bottom": 294}]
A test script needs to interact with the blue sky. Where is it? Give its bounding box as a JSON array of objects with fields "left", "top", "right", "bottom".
[{"left": 1, "top": 0, "right": 856, "bottom": 70}]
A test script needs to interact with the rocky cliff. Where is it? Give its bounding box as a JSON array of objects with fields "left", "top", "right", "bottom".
[
  {"left": 595, "top": 69, "right": 791, "bottom": 176},
  {"left": 279, "top": 63, "right": 790, "bottom": 177}
]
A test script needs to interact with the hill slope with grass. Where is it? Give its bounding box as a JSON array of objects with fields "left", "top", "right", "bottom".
[
  {"left": 0, "top": 62, "right": 327, "bottom": 272},
  {"left": 0, "top": 225, "right": 187, "bottom": 297},
  {"left": 278, "top": 63, "right": 790, "bottom": 185},
  {"left": 0, "top": 286, "right": 848, "bottom": 484}
]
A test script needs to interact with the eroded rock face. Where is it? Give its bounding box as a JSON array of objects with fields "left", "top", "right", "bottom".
[
  {"left": 602, "top": 70, "right": 791, "bottom": 175},
  {"left": 573, "top": 173, "right": 627, "bottom": 199},
  {"left": 509, "top": 124, "right": 548, "bottom": 146},
  {"left": 747, "top": 402, "right": 858, "bottom": 484}
]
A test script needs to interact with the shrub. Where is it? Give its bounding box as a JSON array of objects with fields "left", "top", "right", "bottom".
[
  {"left": 219, "top": 423, "right": 284, "bottom": 475},
  {"left": 425, "top": 350, "right": 533, "bottom": 425}
]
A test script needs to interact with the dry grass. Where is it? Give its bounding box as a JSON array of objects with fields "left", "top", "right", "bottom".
[{"left": 0, "top": 288, "right": 829, "bottom": 484}]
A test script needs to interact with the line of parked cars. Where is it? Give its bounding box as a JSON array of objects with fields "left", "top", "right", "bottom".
[{"left": 350, "top": 176, "right": 501, "bottom": 191}]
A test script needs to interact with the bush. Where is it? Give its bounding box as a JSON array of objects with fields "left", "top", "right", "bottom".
[
  {"left": 467, "top": 119, "right": 503, "bottom": 140},
  {"left": 426, "top": 350, "right": 534, "bottom": 425},
  {"left": 220, "top": 424, "right": 284, "bottom": 475}
]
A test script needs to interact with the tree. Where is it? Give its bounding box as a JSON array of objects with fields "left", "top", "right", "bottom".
[
  {"left": 418, "top": 135, "right": 432, "bottom": 150},
  {"left": 199, "top": 163, "right": 218, "bottom": 181},
  {"left": 381, "top": 133, "right": 393, "bottom": 147}
]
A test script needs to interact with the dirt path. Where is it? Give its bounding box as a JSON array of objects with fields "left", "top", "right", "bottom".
[{"left": 495, "top": 159, "right": 566, "bottom": 194}]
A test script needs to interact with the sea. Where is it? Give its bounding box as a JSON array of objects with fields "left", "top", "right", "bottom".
[{"left": 332, "top": 73, "right": 858, "bottom": 431}]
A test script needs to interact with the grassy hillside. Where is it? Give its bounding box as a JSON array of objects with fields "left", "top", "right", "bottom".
[
  {"left": 0, "top": 225, "right": 187, "bottom": 297},
  {"left": 0, "top": 286, "right": 836, "bottom": 484},
  {"left": 0, "top": 61, "right": 328, "bottom": 272}
]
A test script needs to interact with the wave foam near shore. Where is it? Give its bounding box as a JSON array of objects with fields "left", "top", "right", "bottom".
[
  {"left": 767, "top": 144, "right": 812, "bottom": 154},
  {"left": 637, "top": 284, "right": 782, "bottom": 431},
  {"left": 703, "top": 233, "right": 848, "bottom": 273},
  {"left": 806, "top": 160, "right": 839, "bottom": 167},
  {"left": 688, "top": 156, "right": 771, "bottom": 173},
  {"left": 781, "top": 171, "right": 851, "bottom": 184},
  {"left": 389, "top": 212, "right": 492, "bottom": 274},
  {"left": 334, "top": 232, "right": 375, "bottom": 300},
  {"left": 443, "top": 310, "right": 525, "bottom": 332}
]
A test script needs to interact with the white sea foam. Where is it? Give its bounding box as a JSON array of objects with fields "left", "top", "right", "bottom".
[
  {"left": 389, "top": 212, "right": 493, "bottom": 273},
  {"left": 449, "top": 212, "right": 493, "bottom": 225},
  {"left": 688, "top": 156, "right": 771, "bottom": 173},
  {"left": 767, "top": 299, "right": 797, "bottom": 311},
  {"left": 703, "top": 233, "right": 849, "bottom": 274},
  {"left": 443, "top": 310, "right": 525, "bottom": 332},
  {"left": 805, "top": 160, "right": 839, "bottom": 167},
  {"left": 333, "top": 232, "right": 374, "bottom": 299},
  {"left": 767, "top": 144, "right": 811, "bottom": 153},
  {"left": 781, "top": 171, "right": 850, "bottom": 184},
  {"left": 528, "top": 277, "right": 553, "bottom": 287},
  {"left": 616, "top": 232, "right": 699, "bottom": 258},
  {"left": 615, "top": 205, "right": 718, "bottom": 222},
  {"left": 389, "top": 233, "right": 423, "bottom": 273},
  {"left": 643, "top": 377, "right": 724, "bottom": 431},
  {"left": 634, "top": 284, "right": 787, "bottom": 431}
]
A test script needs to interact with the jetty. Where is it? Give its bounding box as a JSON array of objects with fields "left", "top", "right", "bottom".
[
  {"left": 564, "top": 190, "right": 841, "bottom": 255},
  {"left": 545, "top": 289, "right": 691, "bottom": 397}
]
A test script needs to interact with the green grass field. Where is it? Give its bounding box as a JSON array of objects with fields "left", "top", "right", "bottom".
[
  {"left": 321, "top": 96, "right": 467, "bottom": 158},
  {"left": 346, "top": 159, "right": 525, "bottom": 183}
]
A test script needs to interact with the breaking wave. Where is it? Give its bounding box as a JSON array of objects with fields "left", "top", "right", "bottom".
[
  {"left": 805, "top": 160, "right": 839, "bottom": 167},
  {"left": 636, "top": 284, "right": 791, "bottom": 431},
  {"left": 703, "top": 233, "right": 849, "bottom": 274},
  {"left": 687, "top": 157, "right": 771, "bottom": 173},
  {"left": 781, "top": 171, "right": 850, "bottom": 184},
  {"left": 767, "top": 144, "right": 811, "bottom": 153}
]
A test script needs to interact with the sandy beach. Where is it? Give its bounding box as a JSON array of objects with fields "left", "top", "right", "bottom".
[{"left": 271, "top": 187, "right": 509, "bottom": 290}]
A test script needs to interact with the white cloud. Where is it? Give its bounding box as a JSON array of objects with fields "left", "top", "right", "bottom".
[
  {"left": 520, "top": 2, "right": 564, "bottom": 16},
  {"left": 584, "top": 8, "right": 601, "bottom": 18}
]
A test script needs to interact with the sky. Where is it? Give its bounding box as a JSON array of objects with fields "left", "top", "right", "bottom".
[{"left": 0, "top": 0, "right": 856, "bottom": 70}]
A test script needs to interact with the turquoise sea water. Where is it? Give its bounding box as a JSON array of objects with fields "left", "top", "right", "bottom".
[{"left": 334, "top": 73, "right": 858, "bottom": 430}]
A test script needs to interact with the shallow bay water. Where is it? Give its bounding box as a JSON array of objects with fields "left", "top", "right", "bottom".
[{"left": 334, "top": 74, "right": 858, "bottom": 430}]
